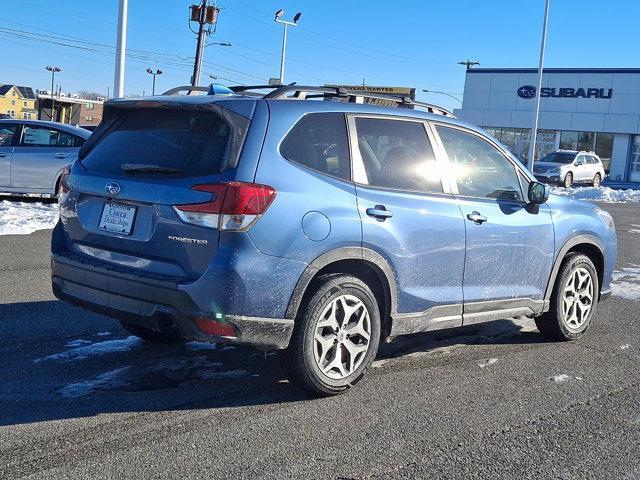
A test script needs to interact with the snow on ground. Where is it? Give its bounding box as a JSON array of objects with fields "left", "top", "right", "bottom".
[
  {"left": 35, "top": 336, "right": 143, "bottom": 362},
  {"left": 58, "top": 355, "right": 245, "bottom": 398},
  {"left": 0, "top": 200, "right": 59, "bottom": 235},
  {"left": 549, "top": 186, "right": 640, "bottom": 203},
  {"left": 611, "top": 266, "right": 640, "bottom": 300}
]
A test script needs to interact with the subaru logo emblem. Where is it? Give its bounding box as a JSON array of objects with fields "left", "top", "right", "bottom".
[
  {"left": 517, "top": 85, "right": 537, "bottom": 99},
  {"left": 105, "top": 182, "right": 121, "bottom": 196}
]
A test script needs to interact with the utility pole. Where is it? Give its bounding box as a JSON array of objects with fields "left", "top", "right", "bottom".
[
  {"left": 458, "top": 59, "right": 480, "bottom": 70},
  {"left": 274, "top": 10, "right": 301, "bottom": 85},
  {"left": 189, "top": 1, "right": 220, "bottom": 87},
  {"left": 45, "top": 66, "right": 61, "bottom": 122},
  {"left": 528, "top": 0, "right": 551, "bottom": 171},
  {"left": 114, "top": 0, "right": 128, "bottom": 98}
]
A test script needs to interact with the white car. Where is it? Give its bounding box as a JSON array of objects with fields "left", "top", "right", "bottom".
[{"left": 532, "top": 150, "right": 606, "bottom": 188}]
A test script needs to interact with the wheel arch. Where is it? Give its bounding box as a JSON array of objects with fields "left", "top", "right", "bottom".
[
  {"left": 284, "top": 247, "right": 397, "bottom": 336},
  {"left": 544, "top": 234, "right": 605, "bottom": 303}
]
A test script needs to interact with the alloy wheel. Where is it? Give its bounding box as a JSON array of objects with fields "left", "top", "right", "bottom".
[
  {"left": 564, "top": 173, "right": 573, "bottom": 188},
  {"left": 562, "top": 267, "right": 594, "bottom": 330},
  {"left": 593, "top": 174, "right": 601, "bottom": 187},
  {"left": 313, "top": 294, "right": 371, "bottom": 380}
]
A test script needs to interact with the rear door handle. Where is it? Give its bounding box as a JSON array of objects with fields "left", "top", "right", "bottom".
[
  {"left": 0, "top": 153, "right": 9, "bottom": 158},
  {"left": 467, "top": 211, "right": 487, "bottom": 224},
  {"left": 55, "top": 153, "right": 69, "bottom": 159},
  {"left": 366, "top": 205, "right": 393, "bottom": 220}
]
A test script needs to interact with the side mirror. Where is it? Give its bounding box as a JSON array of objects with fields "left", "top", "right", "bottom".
[{"left": 528, "top": 181, "right": 549, "bottom": 205}]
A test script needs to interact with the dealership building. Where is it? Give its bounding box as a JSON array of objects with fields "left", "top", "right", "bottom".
[{"left": 454, "top": 68, "right": 640, "bottom": 182}]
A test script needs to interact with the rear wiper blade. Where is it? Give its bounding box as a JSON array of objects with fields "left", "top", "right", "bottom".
[{"left": 121, "top": 164, "right": 183, "bottom": 175}]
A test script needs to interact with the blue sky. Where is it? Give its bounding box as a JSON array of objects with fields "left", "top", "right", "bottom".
[{"left": 0, "top": 0, "right": 638, "bottom": 111}]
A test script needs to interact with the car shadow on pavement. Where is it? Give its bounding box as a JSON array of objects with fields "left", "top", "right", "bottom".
[
  {"left": 0, "top": 195, "right": 57, "bottom": 204},
  {"left": 0, "top": 300, "right": 545, "bottom": 427}
]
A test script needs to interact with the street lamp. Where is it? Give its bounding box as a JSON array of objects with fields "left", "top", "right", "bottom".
[
  {"left": 422, "top": 89, "right": 462, "bottom": 104},
  {"left": 274, "top": 9, "right": 301, "bottom": 85},
  {"left": 146, "top": 68, "right": 163, "bottom": 95},
  {"left": 45, "top": 66, "right": 61, "bottom": 122}
]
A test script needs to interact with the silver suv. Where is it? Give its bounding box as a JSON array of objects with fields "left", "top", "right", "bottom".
[{"left": 532, "top": 150, "right": 605, "bottom": 188}]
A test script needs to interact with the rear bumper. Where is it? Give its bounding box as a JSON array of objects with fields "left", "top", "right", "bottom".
[{"left": 51, "top": 252, "right": 294, "bottom": 350}]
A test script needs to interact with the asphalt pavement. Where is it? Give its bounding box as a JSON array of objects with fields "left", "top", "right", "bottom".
[{"left": 0, "top": 202, "right": 639, "bottom": 479}]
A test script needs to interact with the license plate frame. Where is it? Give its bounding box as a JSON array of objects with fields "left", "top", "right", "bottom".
[{"left": 98, "top": 202, "right": 137, "bottom": 236}]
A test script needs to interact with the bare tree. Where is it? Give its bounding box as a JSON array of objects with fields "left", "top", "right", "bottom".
[{"left": 77, "top": 90, "right": 106, "bottom": 100}]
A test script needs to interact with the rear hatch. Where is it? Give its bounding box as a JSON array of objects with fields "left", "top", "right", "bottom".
[{"left": 61, "top": 99, "right": 251, "bottom": 281}]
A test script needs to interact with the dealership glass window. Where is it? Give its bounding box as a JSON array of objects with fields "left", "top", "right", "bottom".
[
  {"left": 594, "top": 133, "right": 613, "bottom": 173},
  {"left": 559, "top": 131, "right": 579, "bottom": 150},
  {"left": 577, "top": 132, "right": 595, "bottom": 152},
  {"left": 629, "top": 136, "right": 640, "bottom": 181}
]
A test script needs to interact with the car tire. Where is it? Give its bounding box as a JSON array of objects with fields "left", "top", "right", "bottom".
[
  {"left": 119, "top": 320, "right": 182, "bottom": 343},
  {"left": 535, "top": 253, "right": 599, "bottom": 341},
  {"left": 564, "top": 172, "right": 573, "bottom": 188},
  {"left": 592, "top": 173, "right": 601, "bottom": 187},
  {"left": 280, "top": 274, "right": 381, "bottom": 396}
]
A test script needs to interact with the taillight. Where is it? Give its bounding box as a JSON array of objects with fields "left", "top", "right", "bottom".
[
  {"left": 59, "top": 165, "right": 71, "bottom": 194},
  {"left": 194, "top": 316, "right": 238, "bottom": 338},
  {"left": 173, "top": 182, "right": 276, "bottom": 231}
]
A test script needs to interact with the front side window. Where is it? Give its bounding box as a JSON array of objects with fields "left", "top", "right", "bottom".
[
  {"left": 354, "top": 117, "right": 442, "bottom": 193},
  {"left": 436, "top": 125, "right": 523, "bottom": 202},
  {"left": 21, "top": 126, "right": 83, "bottom": 147},
  {"left": 280, "top": 112, "right": 351, "bottom": 181}
]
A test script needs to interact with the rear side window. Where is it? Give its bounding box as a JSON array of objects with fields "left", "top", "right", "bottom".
[
  {"left": 354, "top": 117, "right": 442, "bottom": 193},
  {"left": 21, "top": 126, "right": 83, "bottom": 147},
  {"left": 82, "top": 109, "right": 236, "bottom": 177},
  {"left": 280, "top": 113, "right": 351, "bottom": 181},
  {"left": 0, "top": 125, "right": 17, "bottom": 146}
]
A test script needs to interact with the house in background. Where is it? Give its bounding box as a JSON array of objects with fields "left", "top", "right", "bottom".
[{"left": 0, "top": 85, "right": 37, "bottom": 119}]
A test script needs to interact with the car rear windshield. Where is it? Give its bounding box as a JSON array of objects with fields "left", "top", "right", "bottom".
[
  {"left": 81, "top": 108, "right": 244, "bottom": 177},
  {"left": 540, "top": 152, "right": 576, "bottom": 164}
]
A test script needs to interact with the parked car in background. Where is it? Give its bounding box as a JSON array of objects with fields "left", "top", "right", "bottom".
[
  {"left": 532, "top": 150, "right": 605, "bottom": 188},
  {"left": 0, "top": 119, "right": 91, "bottom": 196},
  {"left": 52, "top": 85, "right": 616, "bottom": 396},
  {"left": 79, "top": 124, "right": 98, "bottom": 132}
]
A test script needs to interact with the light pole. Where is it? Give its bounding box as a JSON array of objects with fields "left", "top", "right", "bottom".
[
  {"left": 422, "top": 89, "right": 462, "bottom": 104},
  {"left": 45, "top": 66, "right": 61, "bottom": 122},
  {"left": 274, "top": 9, "right": 301, "bottom": 85},
  {"left": 146, "top": 68, "right": 163, "bottom": 95},
  {"left": 114, "top": 0, "right": 128, "bottom": 98},
  {"left": 528, "top": 0, "right": 551, "bottom": 171}
]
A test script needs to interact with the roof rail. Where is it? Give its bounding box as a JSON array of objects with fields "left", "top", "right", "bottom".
[
  {"left": 262, "top": 85, "right": 455, "bottom": 117},
  {"left": 162, "top": 85, "right": 209, "bottom": 96}
]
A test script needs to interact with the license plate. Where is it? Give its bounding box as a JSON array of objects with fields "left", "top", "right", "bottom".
[{"left": 98, "top": 202, "right": 137, "bottom": 235}]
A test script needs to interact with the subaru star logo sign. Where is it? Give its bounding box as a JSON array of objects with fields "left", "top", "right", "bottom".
[
  {"left": 517, "top": 85, "right": 537, "bottom": 99},
  {"left": 104, "top": 182, "right": 121, "bottom": 196}
]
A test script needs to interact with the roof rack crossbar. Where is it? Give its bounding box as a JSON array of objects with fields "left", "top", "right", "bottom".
[
  {"left": 162, "top": 85, "right": 209, "bottom": 96},
  {"left": 262, "top": 85, "right": 455, "bottom": 117}
]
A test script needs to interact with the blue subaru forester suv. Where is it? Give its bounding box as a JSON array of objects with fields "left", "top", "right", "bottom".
[{"left": 51, "top": 85, "right": 617, "bottom": 395}]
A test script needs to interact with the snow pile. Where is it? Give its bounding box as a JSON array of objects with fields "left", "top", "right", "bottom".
[
  {"left": 0, "top": 200, "right": 59, "bottom": 235},
  {"left": 550, "top": 186, "right": 640, "bottom": 203}
]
